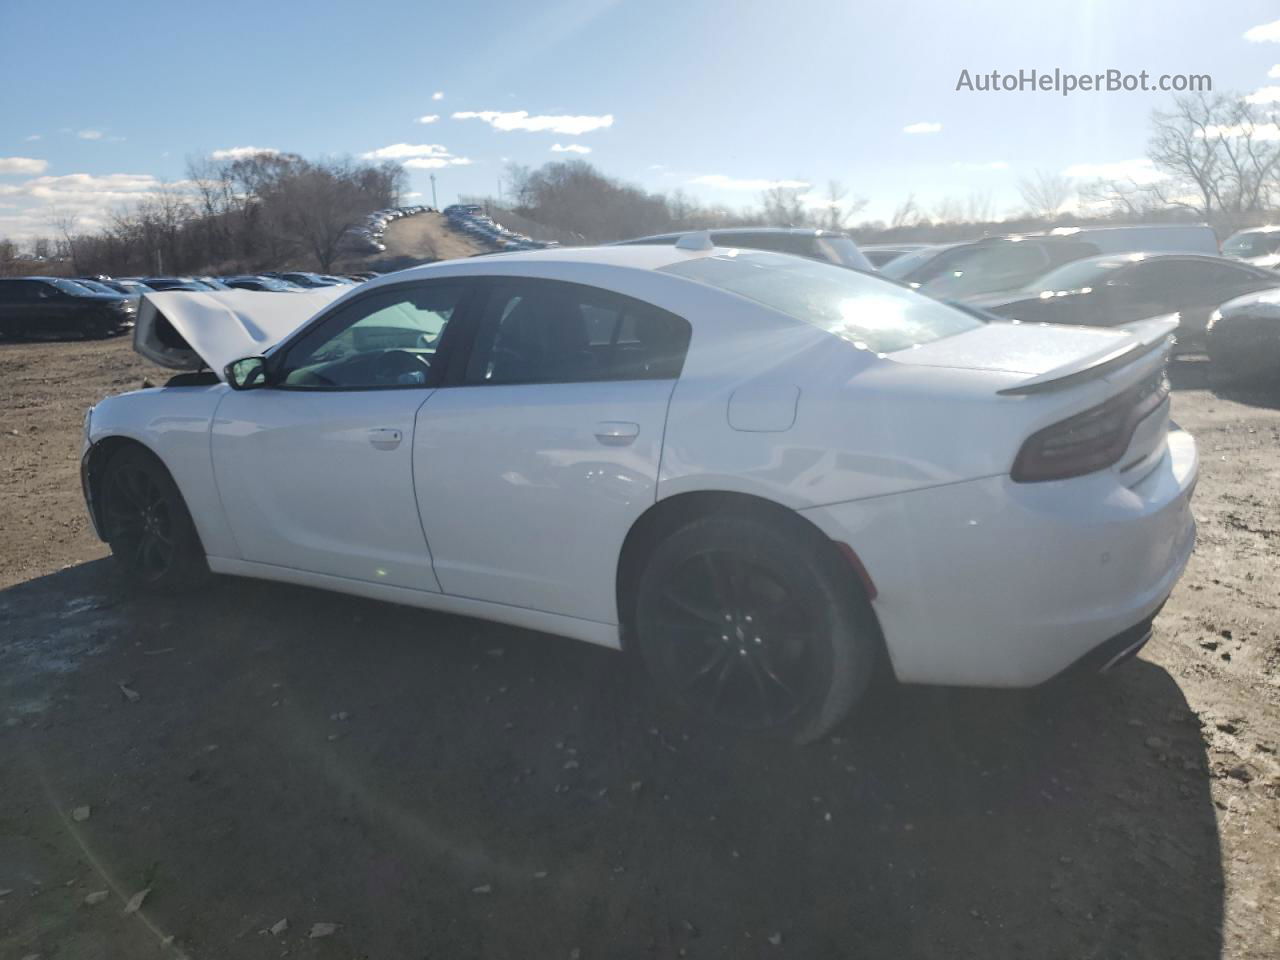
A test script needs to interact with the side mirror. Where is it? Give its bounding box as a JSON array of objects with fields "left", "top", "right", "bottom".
[{"left": 225, "top": 356, "right": 269, "bottom": 390}]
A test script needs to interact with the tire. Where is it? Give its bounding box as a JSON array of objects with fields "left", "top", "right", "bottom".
[
  {"left": 633, "top": 512, "right": 879, "bottom": 744},
  {"left": 99, "top": 445, "right": 209, "bottom": 591}
]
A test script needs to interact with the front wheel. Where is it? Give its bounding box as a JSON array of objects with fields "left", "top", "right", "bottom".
[
  {"left": 99, "top": 446, "right": 209, "bottom": 590},
  {"left": 633, "top": 513, "right": 879, "bottom": 743}
]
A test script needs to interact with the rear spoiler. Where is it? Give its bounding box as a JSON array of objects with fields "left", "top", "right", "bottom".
[{"left": 996, "top": 315, "right": 1177, "bottom": 396}]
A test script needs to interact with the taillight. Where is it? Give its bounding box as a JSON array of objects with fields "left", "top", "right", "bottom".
[{"left": 1011, "top": 373, "right": 1169, "bottom": 483}]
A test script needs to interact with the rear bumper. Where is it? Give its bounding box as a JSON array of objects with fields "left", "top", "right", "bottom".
[
  {"left": 1062, "top": 603, "right": 1162, "bottom": 677},
  {"left": 801, "top": 429, "right": 1198, "bottom": 687}
]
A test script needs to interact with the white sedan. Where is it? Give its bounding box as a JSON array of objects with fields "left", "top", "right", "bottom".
[{"left": 82, "top": 237, "right": 1198, "bottom": 741}]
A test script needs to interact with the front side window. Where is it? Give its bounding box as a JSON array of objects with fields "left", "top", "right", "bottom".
[
  {"left": 1223, "top": 232, "right": 1280, "bottom": 258},
  {"left": 465, "top": 279, "right": 690, "bottom": 385},
  {"left": 276, "top": 283, "right": 465, "bottom": 389},
  {"left": 663, "top": 251, "right": 981, "bottom": 354}
]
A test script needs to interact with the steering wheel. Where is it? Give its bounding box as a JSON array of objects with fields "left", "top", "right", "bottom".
[{"left": 371, "top": 349, "right": 431, "bottom": 385}]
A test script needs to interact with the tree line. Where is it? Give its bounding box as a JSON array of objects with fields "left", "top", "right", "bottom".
[
  {"left": 480, "top": 89, "right": 1280, "bottom": 244},
  {"left": 4, "top": 88, "right": 1278, "bottom": 277},
  {"left": 1, "top": 152, "right": 405, "bottom": 278}
]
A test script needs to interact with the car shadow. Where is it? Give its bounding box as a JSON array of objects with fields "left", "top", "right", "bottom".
[
  {"left": 1168, "top": 356, "right": 1280, "bottom": 409},
  {"left": 2, "top": 561, "right": 1223, "bottom": 959}
]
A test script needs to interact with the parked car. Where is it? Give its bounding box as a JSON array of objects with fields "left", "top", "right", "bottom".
[
  {"left": 859, "top": 243, "right": 932, "bottom": 269},
  {"left": 884, "top": 225, "right": 1220, "bottom": 301},
  {"left": 1207, "top": 288, "right": 1280, "bottom": 386},
  {"left": 193, "top": 276, "right": 232, "bottom": 290},
  {"left": 616, "top": 227, "right": 874, "bottom": 271},
  {"left": 222, "top": 275, "right": 306, "bottom": 292},
  {"left": 144, "top": 277, "right": 217, "bottom": 292},
  {"left": 0, "top": 276, "right": 136, "bottom": 339},
  {"left": 274, "top": 271, "right": 342, "bottom": 288},
  {"left": 1221, "top": 226, "right": 1280, "bottom": 270},
  {"left": 976, "top": 253, "right": 1279, "bottom": 352},
  {"left": 88, "top": 242, "right": 1196, "bottom": 742},
  {"left": 76, "top": 276, "right": 154, "bottom": 295}
]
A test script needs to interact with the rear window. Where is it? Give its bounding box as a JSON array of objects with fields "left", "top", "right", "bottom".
[{"left": 662, "top": 251, "right": 982, "bottom": 354}]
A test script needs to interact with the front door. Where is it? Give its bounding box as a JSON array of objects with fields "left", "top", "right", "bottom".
[{"left": 210, "top": 279, "right": 470, "bottom": 591}]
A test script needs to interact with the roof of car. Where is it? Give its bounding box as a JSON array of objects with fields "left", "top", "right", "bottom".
[
  {"left": 622, "top": 227, "right": 846, "bottom": 243},
  {"left": 393, "top": 242, "right": 723, "bottom": 278}
]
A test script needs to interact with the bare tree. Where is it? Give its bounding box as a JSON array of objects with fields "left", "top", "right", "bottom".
[
  {"left": 966, "top": 191, "right": 995, "bottom": 223},
  {"left": 759, "top": 185, "right": 809, "bottom": 226},
  {"left": 931, "top": 196, "right": 965, "bottom": 224},
  {"left": 1018, "top": 170, "right": 1073, "bottom": 220},
  {"left": 1145, "top": 91, "right": 1280, "bottom": 223},
  {"left": 813, "top": 180, "right": 868, "bottom": 231},
  {"left": 48, "top": 209, "right": 81, "bottom": 272},
  {"left": 890, "top": 194, "right": 923, "bottom": 229}
]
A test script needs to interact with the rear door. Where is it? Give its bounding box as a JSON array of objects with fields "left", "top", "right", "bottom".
[{"left": 413, "top": 277, "right": 691, "bottom": 624}]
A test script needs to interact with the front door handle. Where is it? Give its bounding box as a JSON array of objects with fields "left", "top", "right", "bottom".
[
  {"left": 594, "top": 421, "right": 640, "bottom": 446},
  {"left": 369, "top": 427, "right": 403, "bottom": 450}
]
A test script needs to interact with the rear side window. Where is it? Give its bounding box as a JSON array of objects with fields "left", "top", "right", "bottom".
[
  {"left": 465, "top": 279, "right": 691, "bottom": 385},
  {"left": 663, "top": 251, "right": 981, "bottom": 354}
]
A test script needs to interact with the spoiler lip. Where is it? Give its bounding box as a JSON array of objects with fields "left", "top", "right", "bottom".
[{"left": 996, "top": 315, "right": 1177, "bottom": 396}]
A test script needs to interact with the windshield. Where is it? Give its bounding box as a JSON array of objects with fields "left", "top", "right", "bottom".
[
  {"left": 880, "top": 244, "right": 952, "bottom": 280},
  {"left": 74, "top": 279, "right": 119, "bottom": 295},
  {"left": 50, "top": 278, "right": 97, "bottom": 295},
  {"left": 663, "top": 250, "right": 982, "bottom": 353},
  {"left": 1025, "top": 257, "right": 1128, "bottom": 292}
]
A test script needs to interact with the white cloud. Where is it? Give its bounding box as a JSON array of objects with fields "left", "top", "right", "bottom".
[
  {"left": 416, "top": 114, "right": 440, "bottom": 124},
  {"left": 210, "top": 146, "right": 280, "bottom": 160},
  {"left": 0, "top": 157, "right": 49, "bottom": 175},
  {"left": 362, "top": 143, "right": 451, "bottom": 160},
  {"left": 1244, "top": 85, "right": 1280, "bottom": 104},
  {"left": 954, "top": 160, "right": 1009, "bottom": 171},
  {"left": 0, "top": 171, "right": 188, "bottom": 241},
  {"left": 24, "top": 134, "right": 41, "bottom": 142},
  {"left": 404, "top": 191, "right": 423, "bottom": 198},
  {"left": 903, "top": 122, "right": 942, "bottom": 134},
  {"left": 689, "top": 174, "right": 810, "bottom": 191},
  {"left": 551, "top": 143, "right": 591, "bottom": 154},
  {"left": 77, "top": 130, "right": 104, "bottom": 140},
  {"left": 452, "top": 110, "right": 614, "bottom": 135},
  {"left": 1198, "top": 122, "right": 1280, "bottom": 141},
  {"left": 432, "top": 91, "right": 444, "bottom": 100},
  {"left": 1244, "top": 19, "right": 1280, "bottom": 42},
  {"left": 1270, "top": 65, "right": 1280, "bottom": 78},
  {"left": 648, "top": 163, "right": 666, "bottom": 170},
  {"left": 1062, "top": 158, "right": 1168, "bottom": 184},
  {"left": 404, "top": 156, "right": 473, "bottom": 169}
]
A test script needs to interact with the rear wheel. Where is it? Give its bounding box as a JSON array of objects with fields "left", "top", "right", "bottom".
[
  {"left": 633, "top": 513, "right": 878, "bottom": 743},
  {"left": 99, "top": 446, "right": 208, "bottom": 591}
]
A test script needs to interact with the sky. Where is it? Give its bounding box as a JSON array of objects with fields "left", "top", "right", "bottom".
[{"left": 2, "top": 0, "right": 1280, "bottom": 242}]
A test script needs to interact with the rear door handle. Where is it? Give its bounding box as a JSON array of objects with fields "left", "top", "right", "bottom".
[
  {"left": 594, "top": 421, "right": 640, "bottom": 446},
  {"left": 369, "top": 427, "right": 403, "bottom": 450}
]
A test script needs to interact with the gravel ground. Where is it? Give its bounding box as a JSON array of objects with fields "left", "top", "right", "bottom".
[{"left": 1, "top": 336, "right": 1277, "bottom": 959}]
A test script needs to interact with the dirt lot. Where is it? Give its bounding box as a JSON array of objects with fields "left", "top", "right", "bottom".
[
  {"left": 380, "top": 212, "right": 487, "bottom": 262},
  {"left": 1, "top": 335, "right": 1277, "bottom": 959}
]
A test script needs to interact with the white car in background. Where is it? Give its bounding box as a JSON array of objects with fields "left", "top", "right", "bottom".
[{"left": 82, "top": 237, "right": 1197, "bottom": 742}]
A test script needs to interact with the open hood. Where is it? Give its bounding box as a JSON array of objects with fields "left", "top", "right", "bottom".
[{"left": 134, "top": 287, "right": 350, "bottom": 379}]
